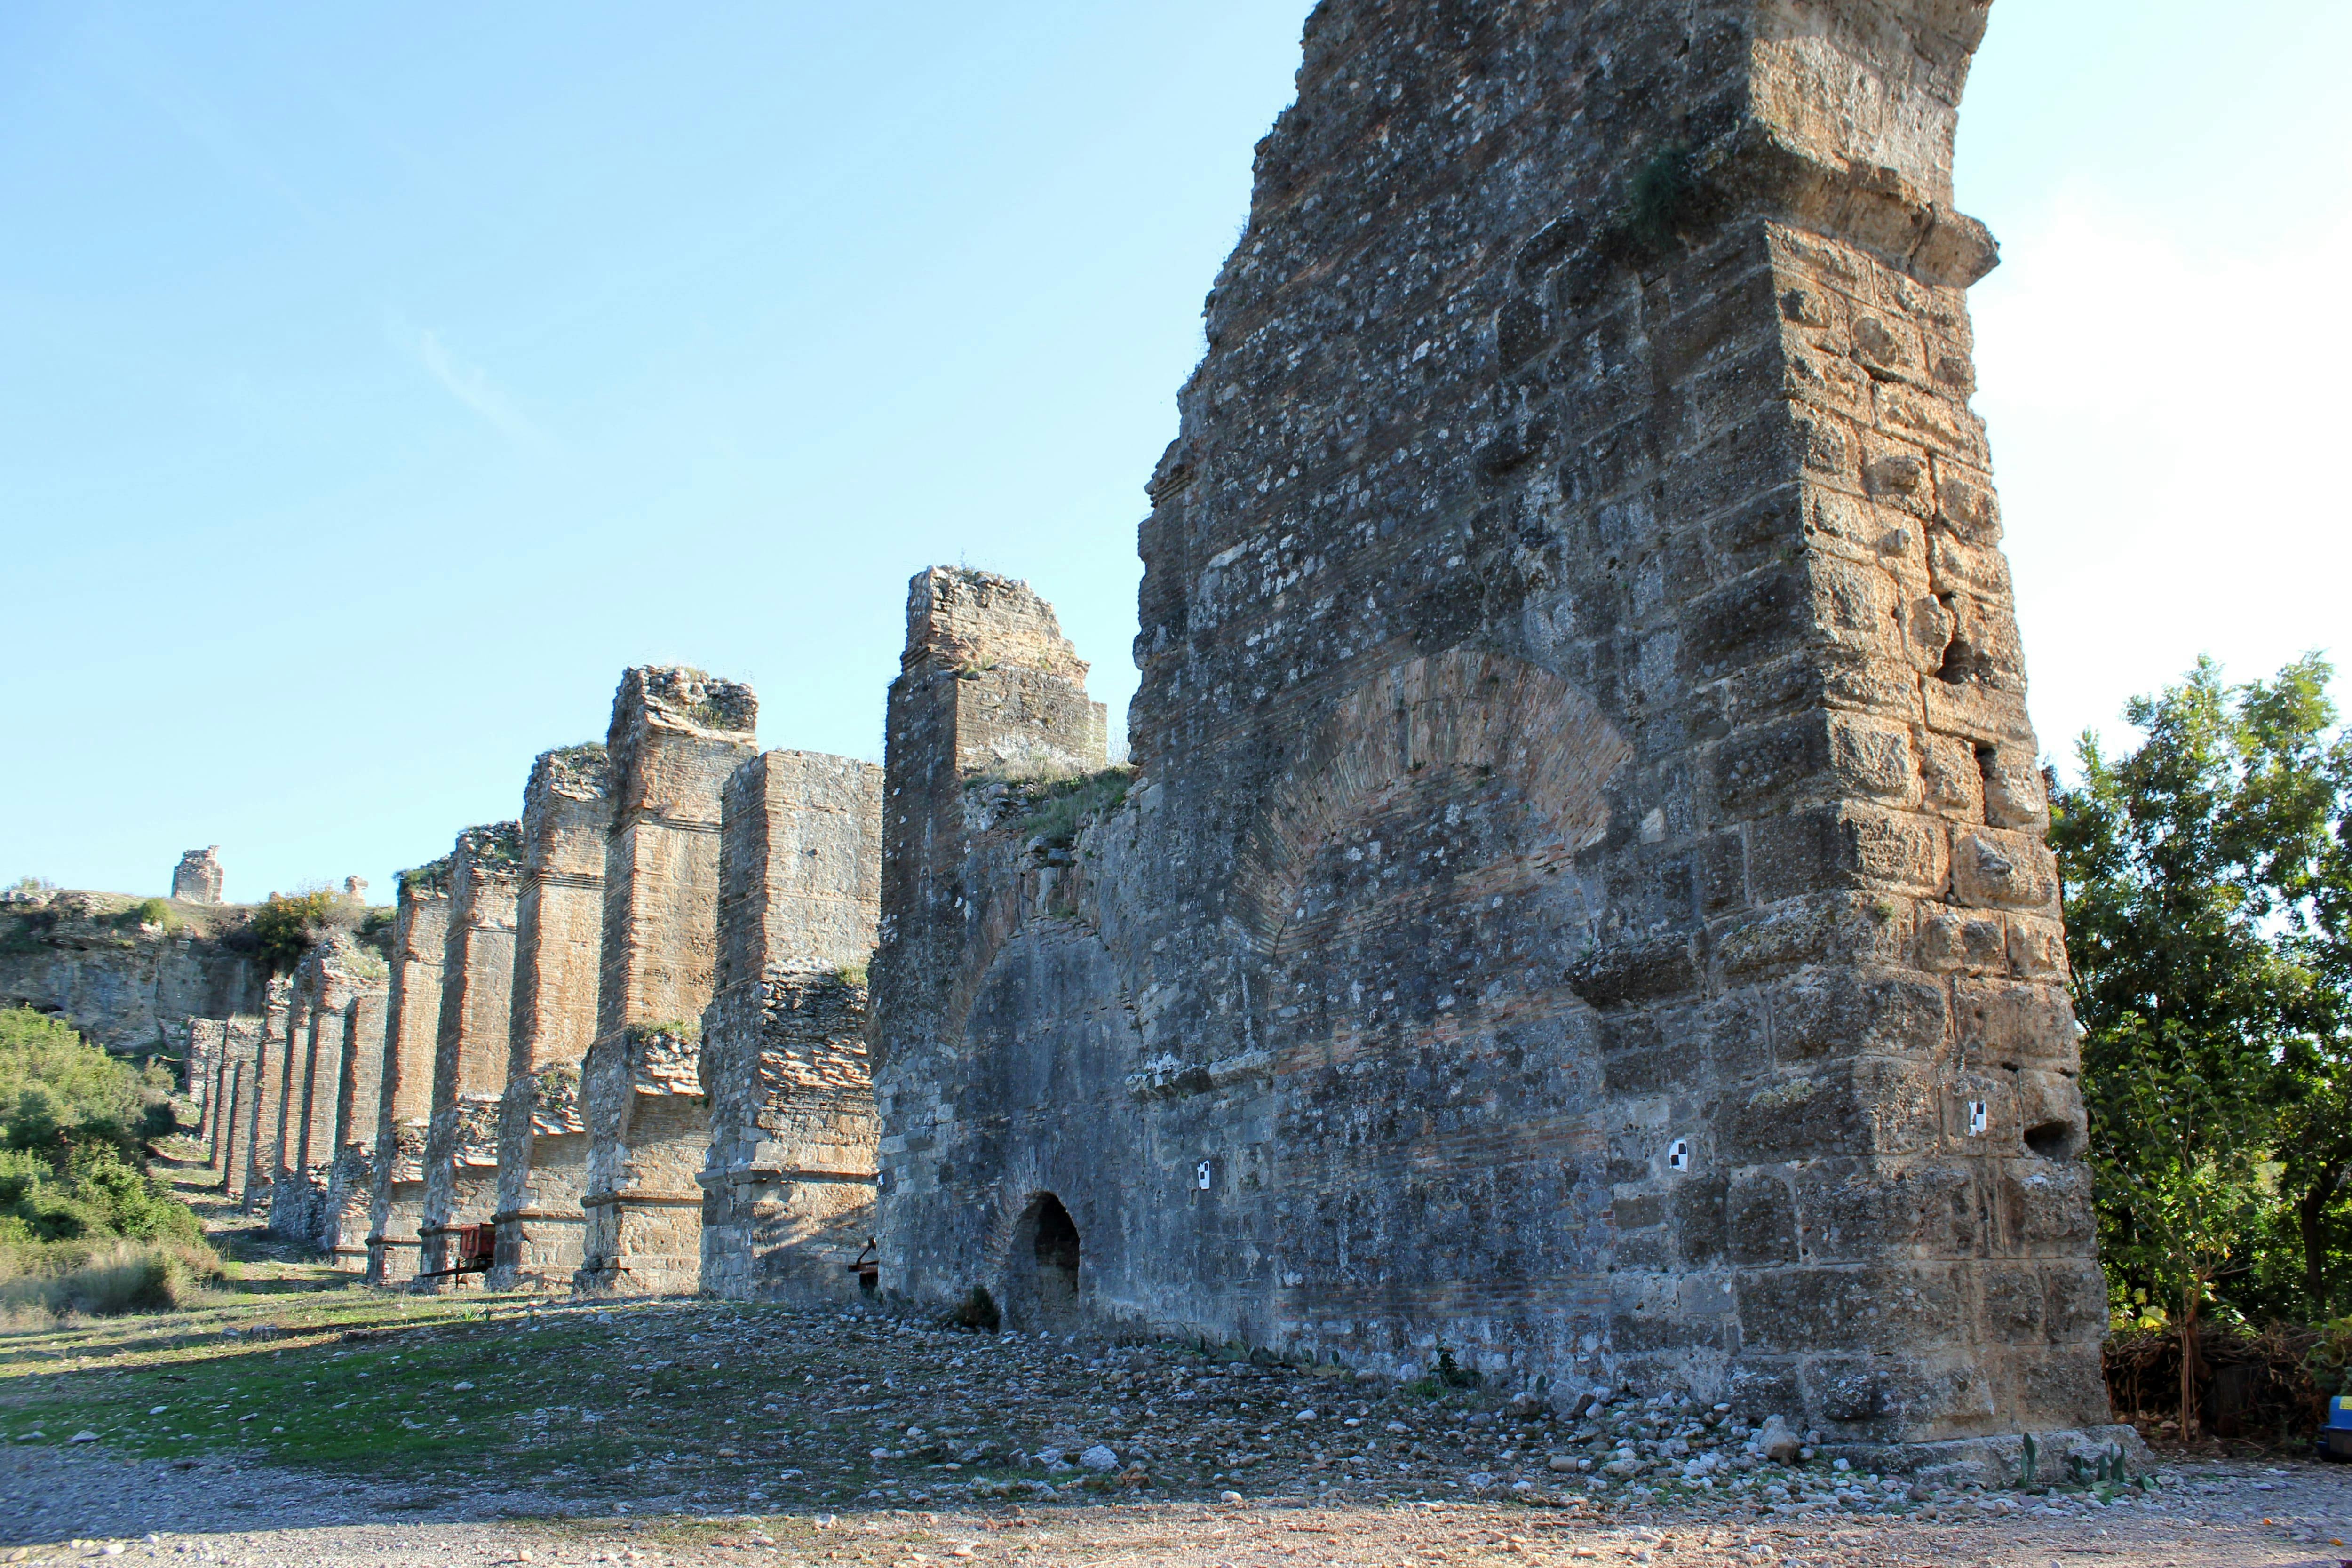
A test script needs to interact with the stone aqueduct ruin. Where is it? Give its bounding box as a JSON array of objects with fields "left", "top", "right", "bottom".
[{"left": 154, "top": 0, "right": 2128, "bottom": 1466}]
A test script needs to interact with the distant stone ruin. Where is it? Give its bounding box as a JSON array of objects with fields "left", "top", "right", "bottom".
[
  {"left": 172, "top": 847, "right": 224, "bottom": 904},
  {"left": 26, "top": 0, "right": 2124, "bottom": 1473}
]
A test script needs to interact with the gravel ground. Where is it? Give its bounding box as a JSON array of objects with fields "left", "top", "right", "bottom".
[
  {"left": 5, "top": 1402, "right": 2348, "bottom": 1567},
  {"left": 4, "top": 1212, "right": 2347, "bottom": 1568}
]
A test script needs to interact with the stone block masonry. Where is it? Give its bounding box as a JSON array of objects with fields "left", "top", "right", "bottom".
[
  {"left": 187, "top": 1019, "right": 225, "bottom": 1140},
  {"left": 171, "top": 847, "right": 223, "bottom": 904},
  {"left": 211, "top": 1021, "right": 258, "bottom": 1195},
  {"left": 269, "top": 932, "right": 387, "bottom": 1246},
  {"left": 321, "top": 987, "right": 389, "bottom": 1272},
  {"left": 698, "top": 748, "right": 884, "bottom": 1303},
  {"left": 873, "top": 568, "right": 1111, "bottom": 1334},
  {"left": 490, "top": 743, "right": 613, "bottom": 1290},
  {"left": 368, "top": 861, "right": 450, "bottom": 1285},
  {"left": 419, "top": 823, "right": 522, "bottom": 1287},
  {"left": 577, "top": 666, "right": 758, "bottom": 1295},
  {"left": 871, "top": 0, "right": 2120, "bottom": 1472},
  {"left": 239, "top": 975, "right": 291, "bottom": 1211}
]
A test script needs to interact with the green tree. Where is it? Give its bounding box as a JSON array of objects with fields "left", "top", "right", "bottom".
[{"left": 2050, "top": 656, "right": 2340, "bottom": 1428}]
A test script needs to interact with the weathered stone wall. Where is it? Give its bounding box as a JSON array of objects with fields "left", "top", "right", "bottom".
[
  {"left": 268, "top": 934, "right": 388, "bottom": 1246},
  {"left": 491, "top": 744, "right": 613, "bottom": 1290},
  {"left": 172, "top": 848, "right": 224, "bottom": 904},
  {"left": 321, "top": 989, "right": 389, "bottom": 1271},
  {"left": 699, "top": 749, "right": 884, "bottom": 1303},
  {"left": 187, "top": 1018, "right": 225, "bottom": 1136},
  {"left": 239, "top": 975, "right": 291, "bottom": 1211},
  {"left": 874, "top": 0, "right": 2114, "bottom": 1466},
  {"left": 577, "top": 666, "right": 758, "bottom": 1295},
  {"left": 212, "top": 1021, "right": 258, "bottom": 1193},
  {"left": 419, "top": 824, "right": 522, "bottom": 1286},
  {"left": 368, "top": 864, "right": 450, "bottom": 1285}
]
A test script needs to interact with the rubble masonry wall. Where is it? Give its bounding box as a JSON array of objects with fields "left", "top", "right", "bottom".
[
  {"left": 699, "top": 748, "right": 885, "bottom": 1303},
  {"left": 872, "top": 0, "right": 2114, "bottom": 1463}
]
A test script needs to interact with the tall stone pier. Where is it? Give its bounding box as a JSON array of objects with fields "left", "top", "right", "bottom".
[
  {"left": 213, "top": 1021, "right": 259, "bottom": 1194},
  {"left": 322, "top": 988, "right": 389, "bottom": 1271},
  {"left": 698, "top": 749, "right": 884, "bottom": 1302},
  {"left": 489, "top": 745, "right": 613, "bottom": 1290},
  {"left": 874, "top": 0, "right": 2119, "bottom": 1470},
  {"left": 270, "top": 934, "right": 385, "bottom": 1245},
  {"left": 419, "top": 824, "right": 522, "bottom": 1286},
  {"left": 186, "top": 1019, "right": 222, "bottom": 1137},
  {"left": 238, "top": 975, "right": 291, "bottom": 1210},
  {"left": 577, "top": 667, "right": 757, "bottom": 1295},
  {"left": 368, "top": 861, "right": 450, "bottom": 1285}
]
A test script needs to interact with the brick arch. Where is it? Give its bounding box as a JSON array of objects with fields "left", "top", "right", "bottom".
[{"left": 1232, "top": 649, "right": 1631, "bottom": 957}]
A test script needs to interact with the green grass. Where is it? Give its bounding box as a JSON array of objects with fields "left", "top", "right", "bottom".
[{"left": 0, "top": 1293, "right": 1081, "bottom": 1506}]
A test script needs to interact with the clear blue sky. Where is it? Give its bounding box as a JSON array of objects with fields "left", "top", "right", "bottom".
[{"left": 5, "top": 2, "right": 2347, "bottom": 905}]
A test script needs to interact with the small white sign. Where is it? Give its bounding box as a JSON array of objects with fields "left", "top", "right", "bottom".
[
  {"left": 1666, "top": 1139, "right": 1690, "bottom": 1172},
  {"left": 1967, "top": 1101, "right": 1989, "bottom": 1136},
  {"left": 1196, "top": 1160, "right": 1213, "bottom": 1190}
]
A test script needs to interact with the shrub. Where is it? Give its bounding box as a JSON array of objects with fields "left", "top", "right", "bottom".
[
  {"left": 1015, "top": 765, "right": 1136, "bottom": 849},
  {"left": 0, "top": 1237, "right": 222, "bottom": 1320},
  {"left": 246, "top": 890, "right": 344, "bottom": 973},
  {"left": 950, "top": 1284, "right": 1001, "bottom": 1333},
  {"left": 1, "top": 1006, "right": 151, "bottom": 1163},
  {"left": 0, "top": 1006, "right": 202, "bottom": 1251},
  {"left": 113, "top": 897, "right": 182, "bottom": 935}
]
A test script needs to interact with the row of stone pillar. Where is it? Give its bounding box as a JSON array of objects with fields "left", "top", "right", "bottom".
[{"left": 207, "top": 663, "right": 881, "bottom": 1301}]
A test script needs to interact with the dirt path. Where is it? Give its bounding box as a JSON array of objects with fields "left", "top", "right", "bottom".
[{"left": 1, "top": 1441, "right": 2347, "bottom": 1568}]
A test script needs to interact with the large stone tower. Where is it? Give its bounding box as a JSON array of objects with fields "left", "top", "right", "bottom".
[{"left": 874, "top": 0, "right": 2116, "bottom": 1469}]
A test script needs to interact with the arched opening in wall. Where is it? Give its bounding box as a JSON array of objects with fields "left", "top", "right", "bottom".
[{"left": 1009, "top": 1191, "right": 1081, "bottom": 1327}]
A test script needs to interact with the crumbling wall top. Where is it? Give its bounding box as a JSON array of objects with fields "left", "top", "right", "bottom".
[
  {"left": 529, "top": 742, "right": 612, "bottom": 804},
  {"left": 902, "top": 567, "right": 1089, "bottom": 684},
  {"left": 611, "top": 666, "right": 757, "bottom": 740},
  {"left": 398, "top": 857, "right": 453, "bottom": 902},
  {"left": 450, "top": 823, "right": 524, "bottom": 882}
]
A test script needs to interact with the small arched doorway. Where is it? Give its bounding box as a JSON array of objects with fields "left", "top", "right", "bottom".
[{"left": 1006, "top": 1191, "right": 1081, "bottom": 1328}]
